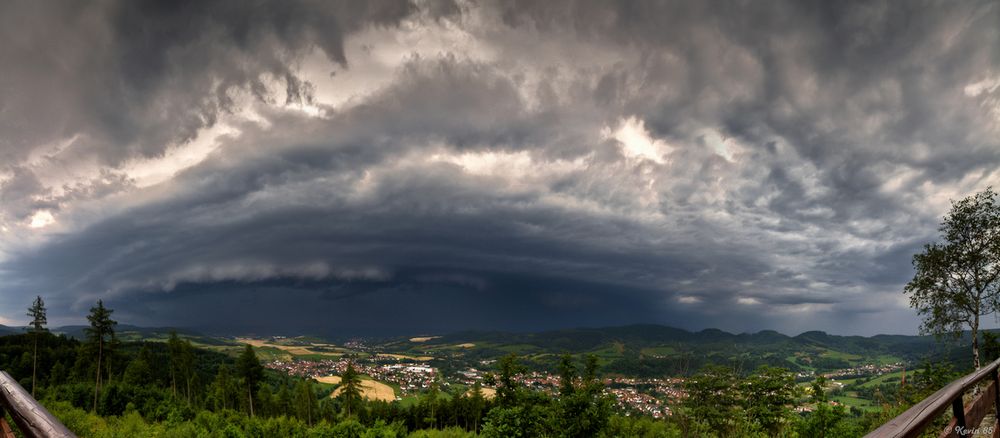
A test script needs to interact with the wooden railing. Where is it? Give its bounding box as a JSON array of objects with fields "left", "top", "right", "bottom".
[
  {"left": 0, "top": 371, "right": 75, "bottom": 438},
  {"left": 866, "top": 357, "right": 1000, "bottom": 438}
]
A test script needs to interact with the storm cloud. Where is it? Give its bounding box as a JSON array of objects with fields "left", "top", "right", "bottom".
[{"left": 1, "top": 0, "right": 999, "bottom": 336}]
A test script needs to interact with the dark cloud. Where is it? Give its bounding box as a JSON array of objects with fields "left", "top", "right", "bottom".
[
  {"left": 0, "top": 0, "right": 419, "bottom": 165},
  {"left": 1, "top": 0, "right": 998, "bottom": 336}
]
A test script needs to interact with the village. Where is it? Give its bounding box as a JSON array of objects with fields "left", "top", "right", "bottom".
[{"left": 264, "top": 354, "right": 687, "bottom": 417}]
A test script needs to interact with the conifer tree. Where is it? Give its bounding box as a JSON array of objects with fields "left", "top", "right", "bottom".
[
  {"left": 236, "top": 344, "right": 263, "bottom": 416},
  {"left": 338, "top": 362, "right": 363, "bottom": 417},
  {"left": 85, "top": 300, "right": 116, "bottom": 412},
  {"left": 26, "top": 295, "right": 46, "bottom": 397}
]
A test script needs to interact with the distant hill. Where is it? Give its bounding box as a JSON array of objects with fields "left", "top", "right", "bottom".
[
  {"left": 424, "top": 324, "right": 945, "bottom": 352},
  {"left": 53, "top": 324, "right": 204, "bottom": 341},
  {"left": 383, "top": 324, "right": 973, "bottom": 377},
  {"left": 0, "top": 325, "right": 21, "bottom": 336}
]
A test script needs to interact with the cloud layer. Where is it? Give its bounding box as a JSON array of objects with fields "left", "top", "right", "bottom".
[{"left": 1, "top": 0, "right": 999, "bottom": 336}]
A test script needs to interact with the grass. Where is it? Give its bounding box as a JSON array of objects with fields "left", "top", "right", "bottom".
[
  {"left": 831, "top": 395, "right": 880, "bottom": 412},
  {"left": 874, "top": 354, "right": 902, "bottom": 365},
  {"left": 398, "top": 395, "right": 421, "bottom": 407},
  {"left": 495, "top": 344, "right": 543, "bottom": 354},
  {"left": 786, "top": 354, "right": 815, "bottom": 371},
  {"left": 821, "top": 349, "right": 862, "bottom": 362},
  {"left": 640, "top": 346, "right": 677, "bottom": 357},
  {"left": 857, "top": 370, "right": 905, "bottom": 388},
  {"left": 590, "top": 345, "right": 626, "bottom": 359},
  {"left": 292, "top": 353, "right": 342, "bottom": 361},
  {"left": 831, "top": 376, "right": 864, "bottom": 386}
]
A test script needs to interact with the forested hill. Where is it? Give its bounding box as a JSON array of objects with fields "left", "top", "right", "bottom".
[
  {"left": 0, "top": 325, "right": 20, "bottom": 336},
  {"left": 51, "top": 324, "right": 204, "bottom": 341},
  {"left": 418, "top": 324, "right": 951, "bottom": 353},
  {"left": 384, "top": 324, "right": 974, "bottom": 376}
]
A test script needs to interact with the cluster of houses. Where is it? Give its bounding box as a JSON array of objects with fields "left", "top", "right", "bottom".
[
  {"left": 264, "top": 357, "right": 441, "bottom": 396},
  {"left": 370, "top": 364, "right": 439, "bottom": 395},
  {"left": 454, "top": 367, "right": 685, "bottom": 417},
  {"left": 609, "top": 387, "right": 670, "bottom": 418},
  {"left": 266, "top": 354, "right": 688, "bottom": 417},
  {"left": 822, "top": 362, "right": 905, "bottom": 379}
]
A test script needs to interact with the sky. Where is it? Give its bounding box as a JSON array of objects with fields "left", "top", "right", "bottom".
[{"left": 1, "top": 0, "right": 999, "bottom": 337}]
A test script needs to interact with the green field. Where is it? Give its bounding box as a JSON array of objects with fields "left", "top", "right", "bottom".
[
  {"left": 640, "top": 346, "right": 677, "bottom": 356},
  {"left": 821, "top": 349, "right": 862, "bottom": 361},
  {"left": 857, "top": 370, "right": 905, "bottom": 388},
  {"left": 831, "top": 394, "right": 880, "bottom": 412}
]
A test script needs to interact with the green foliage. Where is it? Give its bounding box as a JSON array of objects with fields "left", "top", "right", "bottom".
[
  {"left": 86, "top": 300, "right": 117, "bottom": 412},
  {"left": 480, "top": 405, "right": 547, "bottom": 438},
  {"left": 683, "top": 365, "right": 739, "bottom": 432},
  {"left": 236, "top": 344, "right": 264, "bottom": 416},
  {"left": 27, "top": 295, "right": 47, "bottom": 397},
  {"left": 27, "top": 296, "right": 47, "bottom": 333},
  {"left": 496, "top": 353, "right": 526, "bottom": 407},
  {"left": 210, "top": 363, "right": 239, "bottom": 411},
  {"left": 406, "top": 427, "right": 474, "bottom": 438},
  {"left": 983, "top": 331, "right": 1000, "bottom": 362},
  {"left": 795, "top": 376, "right": 862, "bottom": 438},
  {"left": 557, "top": 354, "right": 576, "bottom": 397},
  {"left": 44, "top": 400, "right": 420, "bottom": 438},
  {"left": 123, "top": 346, "right": 154, "bottom": 386},
  {"left": 740, "top": 366, "right": 797, "bottom": 434},
  {"left": 682, "top": 365, "right": 800, "bottom": 436},
  {"left": 797, "top": 401, "right": 861, "bottom": 438},
  {"left": 600, "top": 415, "right": 682, "bottom": 437},
  {"left": 338, "top": 363, "right": 363, "bottom": 418},
  {"left": 556, "top": 355, "right": 612, "bottom": 438},
  {"left": 85, "top": 300, "right": 117, "bottom": 347},
  {"left": 905, "top": 187, "right": 1000, "bottom": 369}
]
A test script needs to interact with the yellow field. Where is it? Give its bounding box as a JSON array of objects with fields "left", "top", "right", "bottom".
[
  {"left": 330, "top": 379, "right": 396, "bottom": 402},
  {"left": 464, "top": 387, "right": 496, "bottom": 399},
  {"left": 409, "top": 336, "right": 440, "bottom": 343},
  {"left": 456, "top": 343, "right": 475, "bottom": 348},
  {"left": 314, "top": 375, "right": 342, "bottom": 384},
  {"left": 238, "top": 338, "right": 340, "bottom": 357}
]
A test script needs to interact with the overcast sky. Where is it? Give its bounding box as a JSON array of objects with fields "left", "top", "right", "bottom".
[{"left": 1, "top": 0, "right": 999, "bottom": 337}]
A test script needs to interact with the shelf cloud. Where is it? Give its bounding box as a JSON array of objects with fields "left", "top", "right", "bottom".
[{"left": 1, "top": 0, "right": 998, "bottom": 336}]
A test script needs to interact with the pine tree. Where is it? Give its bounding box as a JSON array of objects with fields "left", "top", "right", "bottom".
[
  {"left": 167, "top": 331, "right": 182, "bottom": 397},
  {"left": 181, "top": 339, "right": 195, "bottom": 402},
  {"left": 582, "top": 354, "right": 599, "bottom": 392},
  {"left": 295, "top": 380, "right": 317, "bottom": 425},
  {"left": 469, "top": 380, "right": 485, "bottom": 432},
  {"left": 26, "top": 296, "right": 47, "bottom": 398},
  {"left": 338, "top": 362, "right": 363, "bottom": 417},
  {"left": 85, "top": 300, "right": 116, "bottom": 412},
  {"left": 496, "top": 353, "right": 525, "bottom": 407},
  {"left": 235, "top": 344, "right": 263, "bottom": 417},
  {"left": 123, "top": 346, "right": 154, "bottom": 385},
  {"left": 211, "top": 364, "right": 234, "bottom": 411},
  {"left": 421, "top": 375, "right": 441, "bottom": 428}
]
